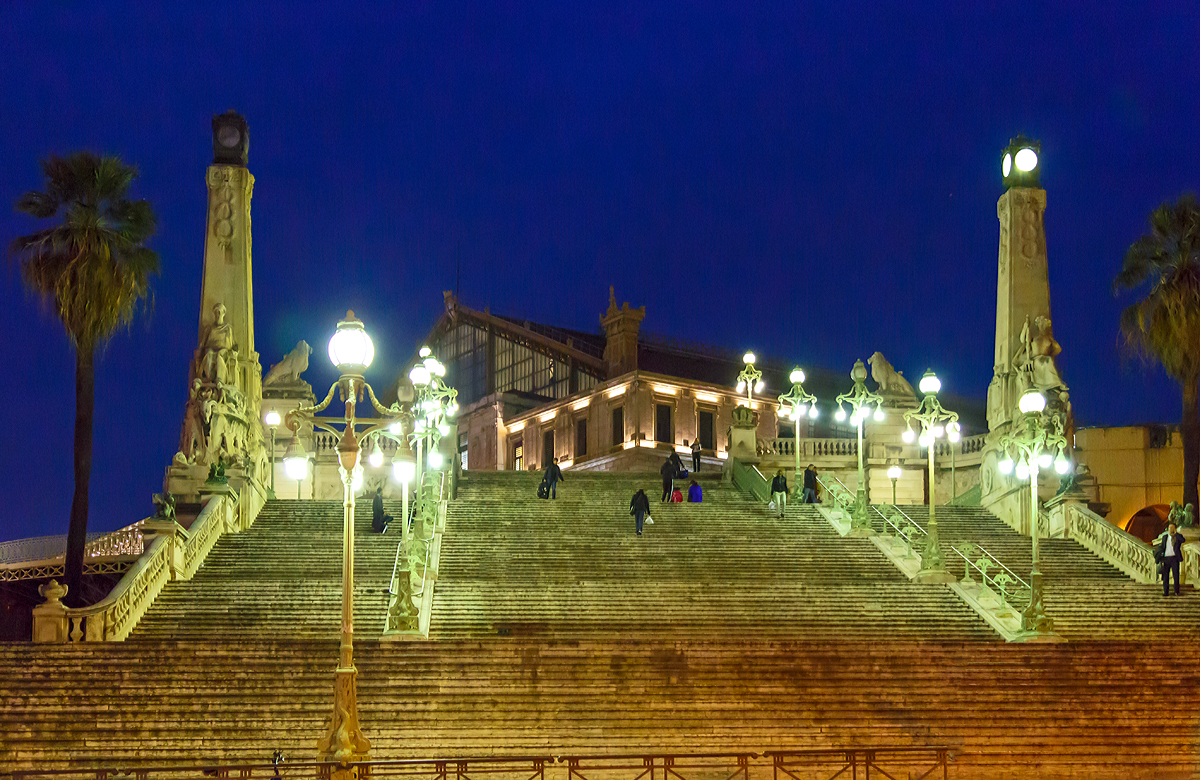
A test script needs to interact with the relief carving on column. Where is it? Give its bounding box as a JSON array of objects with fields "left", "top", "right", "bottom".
[{"left": 175, "top": 302, "right": 251, "bottom": 468}]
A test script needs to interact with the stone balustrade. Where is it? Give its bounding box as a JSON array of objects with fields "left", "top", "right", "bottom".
[
  {"left": 32, "top": 479, "right": 267, "bottom": 643},
  {"left": 1060, "top": 502, "right": 1158, "bottom": 584},
  {"left": 384, "top": 471, "right": 446, "bottom": 638},
  {"left": 935, "top": 433, "right": 987, "bottom": 457}
]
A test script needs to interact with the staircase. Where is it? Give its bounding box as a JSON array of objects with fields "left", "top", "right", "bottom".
[
  {"left": 130, "top": 499, "right": 404, "bottom": 640},
  {"left": 433, "top": 472, "right": 996, "bottom": 641},
  {"left": 879, "top": 504, "right": 1200, "bottom": 640},
  {"left": 2, "top": 473, "right": 1200, "bottom": 778}
]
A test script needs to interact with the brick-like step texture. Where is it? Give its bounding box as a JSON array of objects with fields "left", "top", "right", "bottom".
[
  {"left": 130, "top": 499, "right": 404, "bottom": 640},
  {"left": 1, "top": 638, "right": 1198, "bottom": 779},
  {"left": 434, "top": 472, "right": 997, "bottom": 641},
  {"left": 888, "top": 505, "right": 1200, "bottom": 640}
]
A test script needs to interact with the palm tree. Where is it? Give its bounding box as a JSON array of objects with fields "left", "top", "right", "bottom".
[
  {"left": 1115, "top": 193, "right": 1200, "bottom": 510},
  {"left": 11, "top": 153, "right": 159, "bottom": 606}
]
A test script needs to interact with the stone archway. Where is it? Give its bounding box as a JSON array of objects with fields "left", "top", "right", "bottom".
[{"left": 1124, "top": 504, "right": 1171, "bottom": 543}]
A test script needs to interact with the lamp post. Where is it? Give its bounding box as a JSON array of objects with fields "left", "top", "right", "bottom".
[
  {"left": 264, "top": 410, "right": 281, "bottom": 494},
  {"left": 408, "top": 346, "right": 459, "bottom": 484},
  {"left": 736, "top": 352, "right": 765, "bottom": 408},
  {"left": 901, "top": 370, "right": 960, "bottom": 582},
  {"left": 282, "top": 311, "right": 409, "bottom": 772},
  {"left": 834, "top": 359, "right": 885, "bottom": 531},
  {"left": 996, "top": 389, "right": 1070, "bottom": 639},
  {"left": 777, "top": 367, "right": 818, "bottom": 488},
  {"left": 887, "top": 464, "right": 902, "bottom": 505}
]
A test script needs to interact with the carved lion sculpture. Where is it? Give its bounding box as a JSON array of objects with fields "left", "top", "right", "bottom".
[
  {"left": 868, "top": 352, "right": 915, "bottom": 398},
  {"left": 263, "top": 340, "right": 312, "bottom": 386}
]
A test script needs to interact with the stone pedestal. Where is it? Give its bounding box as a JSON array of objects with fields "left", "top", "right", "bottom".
[{"left": 32, "top": 581, "right": 69, "bottom": 644}]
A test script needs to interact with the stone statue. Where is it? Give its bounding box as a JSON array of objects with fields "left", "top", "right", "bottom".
[
  {"left": 152, "top": 492, "right": 176, "bottom": 522},
  {"left": 868, "top": 352, "right": 916, "bottom": 398},
  {"left": 199, "top": 303, "right": 236, "bottom": 386},
  {"left": 206, "top": 457, "right": 228, "bottom": 485},
  {"left": 264, "top": 340, "right": 313, "bottom": 386},
  {"left": 1018, "top": 316, "right": 1066, "bottom": 393},
  {"left": 1168, "top": 501, "right": 1195, "bottom": 529}
]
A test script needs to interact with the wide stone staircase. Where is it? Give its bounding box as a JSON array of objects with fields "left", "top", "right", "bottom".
[
  {"left": 1, "top": 472, "right": 1199, "bottom": 778},
  {"left": 432, "top": 471, "right": 996, "bottom": 640},
  {"left": 879, "top": 504, "right": 1200, "bottom": 640},
  {"left": 130, "top": 499, "right": 404, "bottom": 640}
]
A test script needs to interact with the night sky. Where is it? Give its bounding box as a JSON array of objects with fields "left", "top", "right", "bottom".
[{"left": 1, "top": 3, "right": 1198, "bottom": 542}]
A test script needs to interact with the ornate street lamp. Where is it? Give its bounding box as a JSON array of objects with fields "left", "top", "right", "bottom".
[
  {"left": 901, "top": 370, "right": 960, "bottom": 582},
  {"left": 995, "top": 389, "right": 1070, "bottom": 639},
  {"left": 408, "top": 346, "right": 459, "bottom": 485},
  {"left": 736, "top": 352, "right": 765, "bottom": 407},
  {"left": 283, "top": 311, "right": 410, "bottom": 772},
  {"left": 834, "top": 359, "right": 884, "bottom": 531},
  {"left": 777, "top": 367, "right": 818, "bottom": 487},
  {"left": 887, "top": 464, "right": 902, "bottom": 505}
]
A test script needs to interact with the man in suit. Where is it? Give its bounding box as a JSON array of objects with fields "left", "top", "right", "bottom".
[{"left": 1156, "top": 521, "right": 1187, "bottom": 597}]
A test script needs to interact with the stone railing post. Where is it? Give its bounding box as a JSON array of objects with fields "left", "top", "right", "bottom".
[
  {"left": 140, "top": 519, "right": 187, "bottom": 581},
  {"left": 32, "top": 580, "right": 69, "bottom": 644}
]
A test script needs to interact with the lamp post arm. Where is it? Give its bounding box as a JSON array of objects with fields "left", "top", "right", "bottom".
[{"left": 285, "top": 382, "right": 339, "bottom": 434}]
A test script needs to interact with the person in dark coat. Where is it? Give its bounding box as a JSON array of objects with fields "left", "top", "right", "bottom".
[
  {"left": 629, "top": 488, "right": 651, "bottom": 536},
  {"left": 1156, "top": 521, "right": 1187, "bottom": 596},
  {"left": 660, "top": 458, "right": 676, "bottom": 502},
  {"left": 690, "top": 438, "right": 702, "bottom": 472},
  {"left": 668, "top": 450, "right": 684, "bottom": 476},
  {"left": 803, "top": 464, "right": 819, "bottom": 504},
  {"left": 372, "top": 487, "right": 391, "bottom": 533},
  {"left": 544, "top": 457, "right": 565, "bottom": 499}
]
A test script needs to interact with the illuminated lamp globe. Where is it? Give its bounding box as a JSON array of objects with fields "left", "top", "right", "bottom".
[
  {"left": 902, "top": 428, "right": 916, "bottom": 444},
  {"left": 447, "top": 402, "right": 459, "bottom": 416},
  {"left": 409, "top": 364, "right": 431, "bottom": 387},
  {"left": 887, "top": 466, "right": 902, "bottom": 480},
  {"left": 1018, "top": 390, "right": 1046, "bottom": 414},
  {"left": 808, "top": 405, "right": 819, "bottom": 419},
  {"left": 948, "top": 428, "right": 961, "bottom": 443},
  {"left": 393, "top": 459, "right": 416, "bottom": 484},
  {"left": 754, "top": 380, "right": 765, "bottom": 393},
  {"left": 1015, "top": 460, "right": 1030, "bottom": 481},
  {"left": 419, "top": 346, "right": 432, "bottom": 358},
  {"left": 1054, "top": 455, "right": 1071, "bottom": 475},
  {"left": 437, "top": 422, "right": 451, "bottom": 437},
  {"left": 282, "top": 438, "right": 309, "bottom": 481},
  {"left": 873, "top": 407, "right": 885, "bottom": 422},
  {"left": 1015, "top": 147, "right": 1038, "bottom": 172},
  {"left": 835, "top": 407, "right": 847, "bottom": 422},
  {"left": 931, "top": 424, "right": 945, "bottom": 438},
  {"left": 351, "top": 467, "right": 363, "bottom": 492},
  {"left": 1038, "top": 452, "right": 1053, "bottom": 469},
  {"left": 432, "top": 361, "right": 447, "bottom": 378},
  {"left": 264, "top": 410, "right": 281, "bottom": 428},
  {"left": 743, "top": 352, "right": 756, "bottom": 365},
  {"left": 1002, "top": 153, "right": 1012, "bottom": 177},
  {"left": 328, "top": 311, "right": 375, "bottom": 374},
  {"left": 388, "top": 421, "right": 404, "bottom": 435},
  {"left": 428, "top": 450, "right": 445, "bottom": 470},
  {"left": 918, "top": 370, "right": 941, "bottom": 395},
  {"left": 789, "top": 368, "right": 805, "bottom": 384},
  {"left": 918, "top": 433, "right": 930, "bottom": 448},
  {"left": 998, "top": 457, "right": 1015, "bottom": 474},
  {"left": 736, "top": 380, "right": 746, "bottom": 393}
]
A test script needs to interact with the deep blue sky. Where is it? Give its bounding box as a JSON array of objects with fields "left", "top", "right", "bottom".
[{"left": 1, "top": 2, "right": 1197, "bottom": 541}]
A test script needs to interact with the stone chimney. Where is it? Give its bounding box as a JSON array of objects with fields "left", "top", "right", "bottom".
[{"left": 599, "top": 286, "right": 645, "bottom": 379}]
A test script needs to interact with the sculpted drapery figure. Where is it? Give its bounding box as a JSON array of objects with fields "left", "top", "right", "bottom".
[{"left": 199, "top": 303, "right": 235, "bottom": 387}]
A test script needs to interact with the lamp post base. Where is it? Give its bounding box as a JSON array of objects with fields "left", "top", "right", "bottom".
[
  {"left": 849, "top": 488, "right": 873, "bottom": 534},
  {"left": 1018, "top": 571, "right": 1058, "bottom": 639},
  {"left": 317, "top": 664, "right": 371, "bottom": 769},
  {"left": 914, "top": 536, "right": 954, "bottom": 582}
]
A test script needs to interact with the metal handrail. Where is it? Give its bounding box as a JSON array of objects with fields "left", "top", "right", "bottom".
[
  {"left": 872, "top": 505, "right": 908, "bottom": 536},
  {"left": 952, "top": 544, "right": 1031, "bottom": 608},
  {"left": 972, "top": 543, "right": 1029, "bottom": 587}
]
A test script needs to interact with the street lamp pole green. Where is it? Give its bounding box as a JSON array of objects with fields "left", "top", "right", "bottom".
[
  {"left": 736, "top": 352, "right": 765, "bottom": 409},
  {"left": 834, "top": 359, "right": 885, "bottom": 532},
  {"left": 996, "top": 389, "right": 1070, "bottom": 639},
  {"left": 901, "top": 369, "right": 960, "bottom": 582},
  {"left": 777, "top": 367, "right": 818, "bottom": 488}
]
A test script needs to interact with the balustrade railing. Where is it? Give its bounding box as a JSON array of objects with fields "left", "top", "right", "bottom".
[
  {"left": 0, "top": 520, "right": 144, "bottom": 567},
  {"left": 766, "top": 748, "right": 949, "bottom": 780},
  {"left": 934, "top": 433, "right": 987, "bottom": 458},
  {"left": 34, "top": 479, "right": 267, "bottom": 643},
  {"left": 1062, "top": 502, "right": 1158, "bottom": 584},
  {"left": 759, "top": 437, "right": 858, "bottom": 459},
  {"left": 729, "top": 458, "right": 770, "bottom": 502}
]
